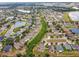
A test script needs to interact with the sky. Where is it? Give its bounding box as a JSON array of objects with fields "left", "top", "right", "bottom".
[{"left": 0, "top": 0, "right": 79, "bottom": 2}]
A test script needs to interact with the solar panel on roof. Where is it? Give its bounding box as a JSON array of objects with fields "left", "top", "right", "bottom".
[
  {"left": 0, "top": 37, "right": 3, "bottom": 41},
  {"left": 3, "top": 45, "right": 12, "bottom": 52}
]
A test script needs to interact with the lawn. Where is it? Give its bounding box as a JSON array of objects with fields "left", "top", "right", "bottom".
[
  {"left": 64, "top": 13, "right": 72, "bottom": 22},
  {"left": 58, "top": 51, "right": 79, "bottom": 56},
  {"left": 0, "top": 30, "right": 8, "bottom": 36},
  {"left": 65, "top": 25, "right": 75, "bottom": 29},
  {"left": 13, "top": 27, "right": 20, "bottom": 33},
  {"left": 25, "top": 16, "right": 47, "bottom": 56}
]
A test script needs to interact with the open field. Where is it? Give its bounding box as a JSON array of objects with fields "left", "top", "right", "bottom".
[{"left": 64, "top": 13, "right": 72, "bottom": 22}]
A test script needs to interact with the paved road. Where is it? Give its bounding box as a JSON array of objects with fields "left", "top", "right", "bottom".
[{"left": 5, "top": 25, "right": 14, "bottom": 38}]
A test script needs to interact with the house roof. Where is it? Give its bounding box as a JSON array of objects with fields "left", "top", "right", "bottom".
[
  {"left": 3, "top": 45, "right": 12, "bottom": 52},
  {"left": 56, "top": 45, "right": 64, "bottom": 52},
  {"left": 63, "top": 43, "right": 72, "bottom": 50},
  {"left": 74, "top": 45, "right": 79, "bottom": 50},
  {"left": 0, "top": 37, "right": 3, "bottom": 41}
]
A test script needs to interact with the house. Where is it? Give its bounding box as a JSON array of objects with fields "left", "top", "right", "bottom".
[
  {"left": 74, "top": 45, "right": 79, "bottom": 51},
  {"left": 6, "top": 16, "right": 14, "bottom": 21},
  {"left": 70, "top": 44, "right": 77, "bottom": 50},
  {"left": 48, "top": 45, "right": 55, "bottom": 52},
  {"left": 55, "top": 44, "right": 64, "bottom": 52},
  {"left": 63, "top": 43, "right": 72, "bottom": 50}
]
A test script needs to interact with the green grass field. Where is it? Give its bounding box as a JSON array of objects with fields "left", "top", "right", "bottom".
[
  {"left": 26, "top": 16, "right": 47, "bottom": 56},
  {"left": 64, "top": 13, "right": 72, "bottom": 22}
]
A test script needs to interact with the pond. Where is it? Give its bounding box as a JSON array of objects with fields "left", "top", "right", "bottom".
[
  {"left": 14, "top": 21, "right": 26, "bottom": 28},
  {"left": 70, "top": 28, "right": 79, "bottom": 34}
]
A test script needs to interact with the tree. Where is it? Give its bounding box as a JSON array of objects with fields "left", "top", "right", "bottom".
[
  {"left": 16, "top": 53, "right": 22, "bottom": 57},
  {"left": 15, "top": 36, "right": 20, "bottom": 42},
  {"left": 44, "top": 53, "right": 50, "bottom": 57}
]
